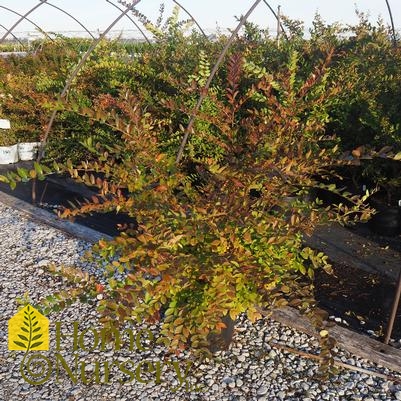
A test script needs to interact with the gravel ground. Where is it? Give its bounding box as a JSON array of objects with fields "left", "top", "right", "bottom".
[{"left": 1, "top": 202, "right": 401, "bottom": 401}]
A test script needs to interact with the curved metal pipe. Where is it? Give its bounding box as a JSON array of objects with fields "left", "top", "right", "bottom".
[
  {"left": 32, "top": 0, "right": 142, "bottom": 204},
  {"left": 262, "top": 0, "right": 288, "bottom": 41},
  {"left": 385, "top": 0, "right": 397, "bottom": 47},
  {"left": 176, "top": 0, "right": 263, "bottom": 163},
  {"left": 105, "top": 0, "right": 151, "bottom": 44},
  {"left": 0, "top": 23, "right": 25, "bottom": 47},
  {"left": 0, "top": 1, "right": 49, "bottom": 44},
  {"left": 38, "top": 0, "right": 142, "bottom": 160},
  {"left": 45, "top": 2, "right": 95, "bottom": 39},
  {"left": 0, "top": 5, "right": 54, "bottom": 43},
  {"left": 172, "top": 0, "right": 208, "bottom": 39}
]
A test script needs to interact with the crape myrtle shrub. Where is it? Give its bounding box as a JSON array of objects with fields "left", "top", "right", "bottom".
[
  {"left": 3, "top": 38, "right": 374, "bottom": 360},
  {"left": 0, "top": 12, "right": 396, "bottom": 357}
]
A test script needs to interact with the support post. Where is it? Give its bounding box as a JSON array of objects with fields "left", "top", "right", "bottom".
[
  {"left": 384, "top": 269, "right": 401, "bottom": 344},
  {"left": 276, "top": 5, "right": 281, "bottom": 47}
]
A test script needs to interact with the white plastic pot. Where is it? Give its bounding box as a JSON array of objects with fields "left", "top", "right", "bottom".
[
  {"left": 18, "top": 142, "right": 41, "bottom": 161},
  {"left": 0, "top": 144, "right": 19, "bottom": 164},
  {"left": 0, "top": 119, "right": 11, "bottom": 129}
]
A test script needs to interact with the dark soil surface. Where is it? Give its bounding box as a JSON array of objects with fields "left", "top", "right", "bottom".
[
  {"left": 313, "top": 213, "right": 401, "bottom": 344},
  {"left": 315, "top": 260, "right": 401, "bottom": 343},
  {"left": 0, "top": 163, "right": 136, "bottom": 236},
  {"left": 350, "top": 221, "right": 401, "bottom": 254}
]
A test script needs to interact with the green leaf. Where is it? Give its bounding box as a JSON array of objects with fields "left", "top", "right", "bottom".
[
  {"left": 16, "top": 168, "right": 28, "bottom": 180},
  {"left": 13, "top": 341, "right": 27, "bottom": 349},
  {"left": 394, "top": 151, "right": 401, "bottom": 161},
  {"left": 33, "top": 162, "right": 43, "bottom": 176},
  {"left": 32, "top": 334, "right": 42, "bottom": 341},
  {"left": 0, "top": 175, "right": 9, "bottom": 183},
  {"left": 53, "top": 161, "right": 61, "bottom": 172},
  {"left": 30, "top": 341, "right": 44, "bottom": 349}
]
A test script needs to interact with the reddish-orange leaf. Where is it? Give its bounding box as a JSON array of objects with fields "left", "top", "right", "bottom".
[
  {"left": 95, "top": 283, "right": 105, "bottom": 293},
  {"left": 216, "top": 322, "right": 227, "bottom": 330}
]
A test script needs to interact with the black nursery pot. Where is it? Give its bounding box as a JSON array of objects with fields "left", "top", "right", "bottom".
[
  {"left": 308, "top": 187, "right": 353, "bottom": 208},
  {"left": 366, "top": 190, "right": 401, "bottom": 237},
  {"left": 369, "top": 207, "right": 401, "bottom": 237},
  {"left": 207, "top": 315, "right": 235, "bottom": 353}
]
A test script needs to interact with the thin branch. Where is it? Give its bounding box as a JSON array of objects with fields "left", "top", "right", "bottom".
[
  {"left": 172, "top": 0, "right": 208, "bottom": 39},
  {"left": 271, "top": 342, "right": 401, "bottom": 384},
  {"left": 106, "top": 0, "right": 151, "bottom": 44},
  {"left": 175, "top": 0, "right": 263, "bottom": 164},
  {"left": 262, "top": 0, "right": 288, "bottom": 41}
]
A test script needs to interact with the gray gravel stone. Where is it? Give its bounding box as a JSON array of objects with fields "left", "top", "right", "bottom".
[
  {"left": 257, "top": 385, "right": 268, "bottom": 396},
  {"left": 0, "top": 202, "right": 400, "bottom": 401}
]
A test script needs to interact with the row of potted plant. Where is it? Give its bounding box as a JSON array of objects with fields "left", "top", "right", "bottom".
[
  {"left": 324, "top": 159, "right": 401, "bottom": 237},
  {"left": 0, "top": 119, "right": 41, "bottom": 164}
]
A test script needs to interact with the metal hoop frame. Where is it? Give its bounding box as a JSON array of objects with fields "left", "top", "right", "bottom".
[
  {"left": 45, "top": 1, "right": 95, "bottom": 39},
  {"left": 262, "top": 0, "right": 288, "bottom": 41},
  {"left": 0, "top": 1, "right": 49, "bottom": 44},
  {"left": 0, "top": 23, "right": 25, "bottom": 47},
  {"left": 105, "top": 0, "right": 151, "bottom": 44},
  {"left": 385, "top": 0, "right": 397, "bottom": 47},
  {"left": 38, "top": 0, "right": 142, "bottom": 160},
  {"left": 172, "top": 0, "right": 207, "bottom": 39},
  {"left": 0, "top": 4, "right": 54, "bottom": 42}
]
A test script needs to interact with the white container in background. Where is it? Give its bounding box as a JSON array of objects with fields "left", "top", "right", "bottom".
[
  {"left": 0, "top": 119, "right": 11, "bottom": 129},
  {"left": 18, "top": 142, "right": 41, "bottom": 161},
  {"left": 0, "top": 144, "right": 18, "bottom": 164}
]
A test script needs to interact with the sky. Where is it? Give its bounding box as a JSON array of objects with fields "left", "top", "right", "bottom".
[{"left": 0, "top": 0, "right": 399, "bottom": 38}]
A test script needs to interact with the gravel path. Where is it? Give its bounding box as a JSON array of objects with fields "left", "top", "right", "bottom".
[{"left": 1, "top": 202, "right": 401, "bottom": 401}]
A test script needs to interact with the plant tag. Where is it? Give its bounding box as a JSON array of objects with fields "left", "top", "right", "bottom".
[
  {"left": 0, "top": 119, "right": 11, "bottom": 129},
  {"left": 362, "top": 185, "right": 366, "bottom": 191}
]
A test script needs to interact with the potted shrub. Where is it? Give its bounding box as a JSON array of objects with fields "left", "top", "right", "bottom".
[
  {"left": 0, "top": 119, "right": 18, "bottom": 164},
  {"left": 336, "top": 148, "right": 401, "bottom": 236},
  {"left": 45, "top": 49, "right": 371, "bottom": 355},
  {"left": 18, "top": 136, "right": 41, "bottom": 161},
  {"left": 1, "top": 38, "right": 373, "bottom": 357},
  {"left": 12, "top": 122, "right": 42, "bottom": 161},
  {"left": 364, "top": 159, "right": 401, "bottom": 236}
]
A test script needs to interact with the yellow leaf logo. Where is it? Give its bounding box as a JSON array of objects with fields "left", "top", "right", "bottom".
[{"left": 8, "top": 305, "right": 49, "bottom": 351}]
